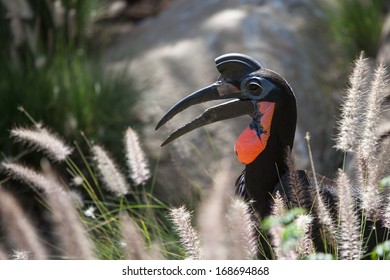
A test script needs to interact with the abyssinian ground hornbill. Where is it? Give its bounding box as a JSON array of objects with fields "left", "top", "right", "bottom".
[{"left": 156, "top": 53, "right": 389, "bottom": 259}]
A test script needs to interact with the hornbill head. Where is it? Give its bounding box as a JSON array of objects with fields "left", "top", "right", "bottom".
[{"left": 156, "top": 53, "right": 296, "bottom": 165}]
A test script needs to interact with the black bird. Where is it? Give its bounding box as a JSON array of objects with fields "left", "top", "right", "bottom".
[
  {"left": 156, "top": 53, "right": 386, "bottom": 258},
  {"left": 156, "top": 53, "right": 303, "bottom": 217}
]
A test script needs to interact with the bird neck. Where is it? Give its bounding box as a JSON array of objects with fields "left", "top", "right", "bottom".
[
  {"left": 244, "top": 100, "right": 296, "bottom": 218},
  {"left": 244, "top": 137, "right": 289, "bottom": 217}
]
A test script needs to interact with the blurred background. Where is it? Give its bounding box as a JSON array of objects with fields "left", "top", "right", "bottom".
[{"left": 1, "top": 0, "right": 389, "bottom": 206}]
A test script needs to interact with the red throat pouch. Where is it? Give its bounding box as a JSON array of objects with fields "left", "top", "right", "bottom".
[{"left": 234, "top": 102, "right": 275, "bottom": 164}]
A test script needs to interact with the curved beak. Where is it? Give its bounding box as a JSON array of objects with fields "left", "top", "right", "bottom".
[
  {"left": 160, "top": 99, "right": 254, "bottom": 146},
  {"left": 156, "top": 80, "right": 243, "bottom": 129},
  {"left": 156, "top": 82, "right": 254, "bottom": 146},
  {"left": 156, "top": 83, "right": 219, "bottom": 130}
]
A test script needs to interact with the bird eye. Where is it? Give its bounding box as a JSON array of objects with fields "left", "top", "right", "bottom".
[
  {"left": 248, "top": 82, "right": 260, "bottom": 91},
  {"left": 247, "top": 81, "right": 262, "bottom": 94}
]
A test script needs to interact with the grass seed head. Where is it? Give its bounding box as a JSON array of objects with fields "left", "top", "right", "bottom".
[
  {"left": 335, "top": 53, "right": 369, "bottom": 152},
  {"left": 10, "top": 127, "right": 73, "bottom": 161},
  {"left": 91, "top": 145, "right": 129, "bottom": 197},
  {"left": 124, "top": 127, "right": 151, "bottom": 186},
  {"left": 169, "top": 206, "right": 202, "bottom": 260}
]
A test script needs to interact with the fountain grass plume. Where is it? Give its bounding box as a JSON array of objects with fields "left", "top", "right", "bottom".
[
  {"left": 91, "top": 145, "right": 129, "bottom": 197},
  {"left": 120, "top": 213, "right": 152, "bottom": 260},
  {"left": 2, "top": 162, "right": 61, "bottom": 193},
  {"left": 197, "top": 165, "right": 233, "bottom": 259},
  {"left": 358, "top": 63, "right": 387, "bottom": 161},
  {"left": 47, "top": 191, "right": 96, "bottom": 259},
  {"left": 226, "top": 198, "right": 257, "bottom": 259},
  {"left": 0, "top": 187, "right": 48, "bottom": 259},
  {"left": 383, "top": 194, "right": 390, "bottom": 229},
  {"left": 305, "top": 133, "right": 336, "bottom": 243},
  {"left": 269, "top": 191, "right": 289, "bottom": 259},
  {"left": 285, "top": 148, "right": 307, "bottom": 209},
  {"left": 124, "top": 127, "right": 151, "bottom": 186},
  {"left": 1, "top": 162, "right": 94, "bottom": 259},
  {"left": 11, "top": 250, "right": 31, "bottom": 260},
  {"left": 169, "top": 206, "right": 202, "bottom": 260},
  {"left": 271, "top": 191, "right": 287, "bottom": 217},
  {"left": 295, "top": 214, "right": 315, "bottom": 258},
  {"left": 336, "top": 170, "right": 362, "bottom": 260},
  {"left": 380, "top": 141, "right": 390, "bottom": 227},
  {"left": 10, "top": 126, "right": 73, "bottom": 162},
  {"left": 335, "top": 53, "right": 369, "bottom": 153},
  {"left": 357, "top": 63, "right": 388, "bottom": 220}
]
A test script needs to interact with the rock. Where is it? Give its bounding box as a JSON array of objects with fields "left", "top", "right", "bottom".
[
  {"left": 103, "top": 0, "right": 339, "bottom": 204},
  {"left": 378, "top": 11, "right": 390, "bottom": 65},
  {"left": 376, "top": 9, "right": 390, "bottom": 148},
  {"left": 377, "top": 10, "right": 390, "bottom": 131}
]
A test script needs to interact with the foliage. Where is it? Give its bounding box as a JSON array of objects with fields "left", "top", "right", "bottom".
[
  {"left": 324, "top": 0, "right": 386, "bottom": 59},
  {"left": 0, "top": 124, "right": 182, "bottom": 259},
  {"left": 371, "top": 241, "right": 390, "bottom": 260},
  {"left": 0, "top": 0, "right": 139, "bottom": 158}
]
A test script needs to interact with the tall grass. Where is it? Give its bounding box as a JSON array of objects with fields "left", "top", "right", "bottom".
[{"left": 0, "top": 124, "right": 179, "bottom": 259}]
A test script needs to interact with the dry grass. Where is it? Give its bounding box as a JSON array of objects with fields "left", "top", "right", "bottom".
[
  {"left": 2, "top": 161, "right": 95, "bottom": 259},
  {"left": 336, "top": 170, "right": 361, "bottom": 259},
  {"left": 0, "top": 126, "right": 150, "bottom": 259},
  {"left": 170, "top": 169, "right": 257, "bottom": 260},
  {"left": 124, "top": 127, "right": 151, "bottom": 186},
  {"left": 91, "top": 144, "right": 129, "bottom": 197},
  {"left": 120, "top": 213, "right": 156, "bottom": 260},
  {"left": 0, "top": 187, "right": 48, "bottom": 259},
  {"left": 169, "top": 206, "right": 202, "bottom": 260},
  {"left": 10, "top": 126, "right": 73, "bottom": 162}
]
